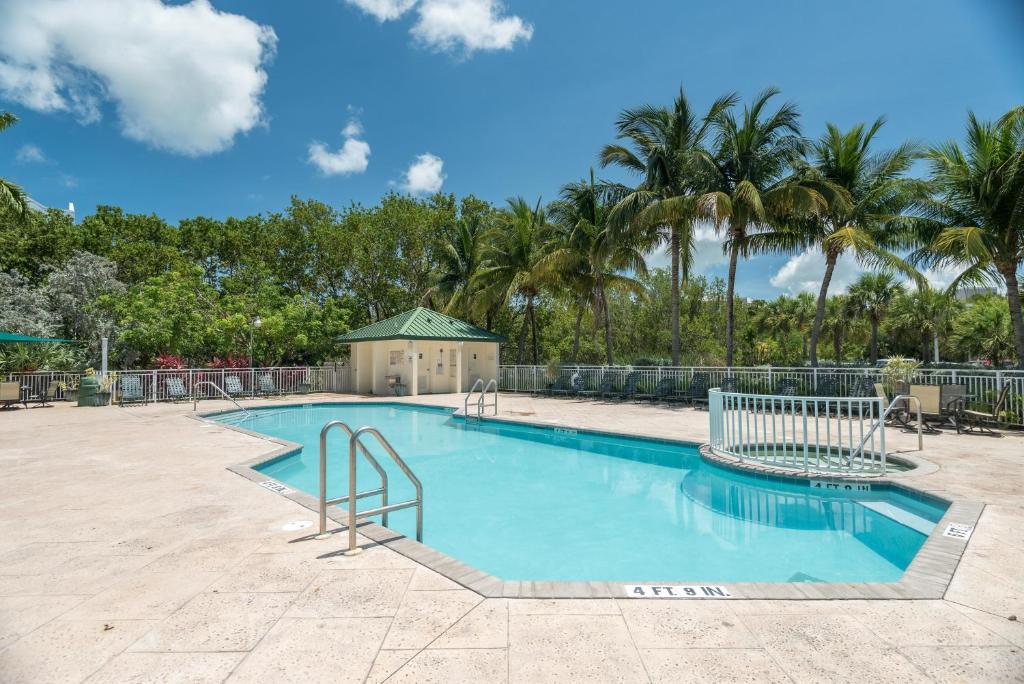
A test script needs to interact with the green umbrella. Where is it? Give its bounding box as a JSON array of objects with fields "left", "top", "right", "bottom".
[{"left": 0, "top": 332, "right": 75, "bottom": 344}]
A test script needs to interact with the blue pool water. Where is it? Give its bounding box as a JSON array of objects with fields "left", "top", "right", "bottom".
[{"left": 219, "top": 403, "right": 947, "bottom": 583}]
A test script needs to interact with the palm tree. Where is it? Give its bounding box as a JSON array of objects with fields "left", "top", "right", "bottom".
[
  {"left": 696, "top": 88, "right": 826, "bottom": 366},
  {"left": 912, "top": 110, "right": 1024, "bottom": 368},
  {"left": 888, "top": 284, "right": 959, "bottom": 363},
  {"left": 475, "top": 197, "right": 552, "bottom": 364},
  {"left": 423, "top": 215, "right": 484, "bottom": 323},
  {"left": 794, "top": 118, "right": 925, "bottom": 367},
  {"left": 546, "top": 171, "right": 647, "bottom": 364},
  {"left": 1, "top": 112, "right": 29, "bottom": 218},
  {"left": 822, "top": 295, "right": 852, "bottom": 363},
  {"left": 848, "top": 272, "right": 902, "bottom": 363},
  {"left": 600, "top": 87, "right": 737, "bottom": 365}
]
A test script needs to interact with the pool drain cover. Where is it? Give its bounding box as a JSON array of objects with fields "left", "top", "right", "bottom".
[{"left": 281, "top": 520, "right": 313, "bottom": 531}]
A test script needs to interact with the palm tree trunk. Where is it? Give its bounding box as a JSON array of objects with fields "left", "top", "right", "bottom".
[
  {"left": 529, "top": 299, "right": 539, "bottom": 365},
  {"left": 670, "top": 227, "right": 681, "bottom": 365},
  {"left": 571, "top": 302, "right": 584, "bottom": 363},
  {"left": 599, "top": 278, "right": 614, "bottom": 365},
  {"left": 724, "top": 243, "right": 739, "bottom": 367},
  {"left": 870, "top": 317, "right": 880, "bottom": 364},
  {"left": 833, "top": 328, "right": 843, "bottom": 362},
  {"left": 809, "top": 250, "right": 838, "bottom": 368},
  {"left": 516, "top": 304, "right": 529, "bottom": 365},
  {"left": 999, "top": 263, "right": 1024, "bottom": 369}
]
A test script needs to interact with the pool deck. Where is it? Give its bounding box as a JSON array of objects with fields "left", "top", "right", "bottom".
[{"left": 1, "top": 393, "right": 1022, "bottom": 682}]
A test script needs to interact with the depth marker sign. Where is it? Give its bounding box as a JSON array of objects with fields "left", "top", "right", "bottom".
[
  {"left": 624, "top": 584, "right": 731, "bottom": 599},
  {"left": 259, "top": 480, "right": 291, "bottom": 495},
  {"left": 943, "top": 522, "right": 974, "bottom": 541}
]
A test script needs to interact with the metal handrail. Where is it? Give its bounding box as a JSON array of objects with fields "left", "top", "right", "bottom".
[
  {"left": 478, "top": 378, "right": 498, "bottom": 417},
  {"left": 464, "top": 378, "right": 485, "bottom": 417},
  {"left": 192, "top": 380, "right": 249, "bottom": 417},
  {"left": 318, "top": 420, "right": 390, "bottom": 537},
  {"left": 848, "top": 394, "right": 923, "bottom": 463},
  {"left": 343, "top": 426, "right": 423, "bottom": 555}
]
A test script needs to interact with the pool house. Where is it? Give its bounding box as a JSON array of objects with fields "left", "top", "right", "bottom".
[{"left": 338, "top": 307, "right": 505, "bottom": 397}]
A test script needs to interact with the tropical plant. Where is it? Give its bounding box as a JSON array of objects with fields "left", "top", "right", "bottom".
[
  {"left": 888, "top": 284, "right": 958, "bottom": 363},
  {"left": 600, "top": 87, "right": 737, "bottom": 364},
  {"left": 0, "top": 112, "right": 29, "bottom": 219},
  {"left": 911, "top": 108, "right": 1024, "bottom": 368},
  {"left": 697, "top": 88, "right": 826, "bottom": 366},
  {"left": 951, "top": 294, "right": 1016, "bottom": 364},
  {"left": 794, "top": 118, "right": 925, "bottom": 366},
  {"left": 848, "top": 272, "right": 902, "bottom": 363},
  {"left": 475, "top": 197, "right": 553, "bottom": 364},
  {"left": 880, "top": 356, "right": 921, "bottom": 391},
  {"left": 546, "top": 171, "right": 647, "bottom": 363},
  {"left": 423, "top": 215, "right": 484, "bottom": 323}
]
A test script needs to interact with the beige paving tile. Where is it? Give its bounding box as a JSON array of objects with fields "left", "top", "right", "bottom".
[
  {"left": 845, "top": 599, "right": 1010, "bottom": 646},
  {"left": 509, "top": 598, "right": 620, "bottom": 615},
  {"left": 0, "top": 594, "right": 88, "bottom": 649},
  {"left": 431, "top": 598, "right": 508, "bottom": 649},
  {"left": 144, "top": 538, "right": 258, "bottom": 574},
  {"left": 0, "top": 619, "right": 158, "bottom": 684},
  {"left": 619, "top": 601, "right": 757, "bottom": 648},
  {"left": 366, "top": 649, "right": 418, "bottom": 684},
  {"left": 947, "top": 601, "right": 1024, "bottom": 648},
  {"left": 509, "top": 614, "right": 646, "bottom": 683},
  {"left": 409, "top": 566, "right": 463, "bottom": 590},
  {"left": 209, "top": 552, "right": 322, "bottom": 593},
  {"left": 86, "top": 651, "right": 244, "bottom": 683},
  {"left": 383, "top": 589, "right": 482, "bottom": 649},
  {"left": 729, "top": 598, "right": 851, "bottom": 615},
  {"left": 0, "top": 542, "right": 111, "bottom": 574},
  {"left": 900, "top": 645, "right": 1024, "bottom": 683},
  {"left": 640, "top": 647, "right": 791, "bottom": 683},
  {"left": 65, "top": 571, "right": 220, "bottom": 620},
  {"left": 228, "top": 617, "right": 390, "bottom": 683},
  {"left": 129, "top": 591, "right": 295, "bottom": 652},
  {"left": 389, "top": 648, "right": 508, "bottom": 683},
  {"left": 285, "top": 568, "right": 413, "bottom": 618}
]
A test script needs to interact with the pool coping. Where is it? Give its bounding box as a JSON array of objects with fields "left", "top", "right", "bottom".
[{"left": 203, "top": 398, "right": 983, "bottom": 601}]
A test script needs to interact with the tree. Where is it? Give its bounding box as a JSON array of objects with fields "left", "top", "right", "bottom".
[
  {"left": 848, "top": 272, "right": 902, "bottom": 363},
  {"left": 475, "top": 197, "right": 552, "bottom": 364},
  {"left": 0, "top": 112, "right": 29, "bottom": 219},
  {"left": 795, "top": 118, "right": 924, "bottom": 366},
  {"left": 888, "top": 284, "right": 958, "bottom": 363},
  {"left": 0, "top": 270, "right": 57, "bottom": 336},
  {"left": 600, "top": 87, "right": 736, "bottom": 365},
  {"left": 423, "top": 215, "right": 485, "bottom": 322},
  {"left": 697, "top": 88, "right": 826, "bottom": 366},
  {"left": 952, "top": 294, "right": 1016, "bottom": 364},
  {"left": 912, "top": 109, "right": 1024, "bottom": 368},
  {"left": 44, "top": 251, "right": 125, "bottom": 361},
  {"left": 547, "top": 171, "right": 647, "bottom": 364}
]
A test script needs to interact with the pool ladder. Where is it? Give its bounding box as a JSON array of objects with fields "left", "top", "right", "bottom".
[
  {"left": 463, "top": 378, "right": 498, "bottom": 420},
  {"left": 317, "top": 421, "right": 423, "bottom": 555}
]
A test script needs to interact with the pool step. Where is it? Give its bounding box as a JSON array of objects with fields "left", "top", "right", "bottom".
[{"left": 856, "top": 500, "right": 935, "bottom": 535}]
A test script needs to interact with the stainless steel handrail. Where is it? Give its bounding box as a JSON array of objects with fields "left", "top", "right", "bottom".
[
  {"left": 464, "top": 378, "right": 485, "bottom": 418},
  {"left": 344, "top": 426, "right": 423, "bottom": 555},
  {"left": 848, "top": 394, "right": 923, "bottom": 465},
  {"left": 192, "top": 380, "right": 249, "bottom": 417},
  {"left": 478, "top": 378, "right": 498, "bottom": 417},
  {"left": 318, "top": 420, "right": 390, "bottom": 537}
]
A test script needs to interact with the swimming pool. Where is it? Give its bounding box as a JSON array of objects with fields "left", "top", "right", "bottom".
[{"left": 218, "top": 402, "right": 947, "bottom": 583}]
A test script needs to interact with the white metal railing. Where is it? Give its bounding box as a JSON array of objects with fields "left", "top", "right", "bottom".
[
  {"left": 498, "top": 364, "right": 1024, "bottom": 427},
  {"left": 708, "top": 388, "right": 892, "bottom": 474}
]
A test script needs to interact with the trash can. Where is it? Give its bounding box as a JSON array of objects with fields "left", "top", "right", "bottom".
[{"left": 77, "top": 375, "right": 100, "bottom": 407}]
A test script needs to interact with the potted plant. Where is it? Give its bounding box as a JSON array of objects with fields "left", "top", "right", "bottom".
[
  {"left": 58, "top": 378, "right": 80, "bottom": 402},
  {"left": 880, "top": 357, "right": 921, "bottom": 395},
  {"left": 96, "top": 371, "right": 118, "bottom": 406}
]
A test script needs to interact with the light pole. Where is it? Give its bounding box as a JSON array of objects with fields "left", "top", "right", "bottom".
[{"left": 249, "top": 316, "right": 262, "bottom": 368}]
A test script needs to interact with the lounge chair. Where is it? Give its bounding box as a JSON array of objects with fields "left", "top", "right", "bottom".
[
  {"left": 719, "top": 377, "right": 740, "bottom": 393},
  {"left": 26, "top": 380, "right": 60, "bottom": 407},
  {"left": 960, "top": 384, "right": 1011, "bottom": 435},
  {"left": 118, "top": 375, "right": 147, "bottom": 406},
  {"left": 165, "top": 377, "right": 188, "bottom": 401},
  {"left": 679, "top": 372, "right": 710, "bottom": 408},
  {"left": 635, "top": 376, "right": 672, "bottom": 402},
  {"left": 618, "top": 371, "right": 643, "bottom": 401},
  {"left": 908, "top": 384, "right": 945, "bottom": 431},
  {"left": 549, "top": 375, "right": 574, "bottom": 397},
  {"left": 772, "top": 378, "right": 801, "bottom": 396},
  {"left": 257, "top": 373, "right": 278, "bottom": 395},
  {"left": 597, "top": 373, "right": 620, "bottom": 401},
  {"left": 815, "top": 376, "right": 840, "bottom": 397},
  {"left": 1, "top": 381, "right": 22, "bottom": 409},
  {"left": 224, "top": 374, "right": 245, "bottom": 397}
]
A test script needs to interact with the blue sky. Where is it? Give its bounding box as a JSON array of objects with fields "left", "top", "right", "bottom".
[{"left": 2, "top": 0, "right": 1022, "bottom": 297}]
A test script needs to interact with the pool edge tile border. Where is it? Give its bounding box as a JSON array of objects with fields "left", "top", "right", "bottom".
[{"left": 201, "top": 398, "right": 982, "bottom": 602}]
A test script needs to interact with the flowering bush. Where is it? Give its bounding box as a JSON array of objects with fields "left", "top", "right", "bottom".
[
  {"left": 154, "top": 354, "right": 186, "bottom": 369},
  {"left": 207, "top": 353, "right": 249, "bottom": 369}
]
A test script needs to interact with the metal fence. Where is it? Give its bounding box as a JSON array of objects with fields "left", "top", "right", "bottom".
[
  {"left": 3, "top": 365, "right": 352, "bottom": 405},
  {"left": 708, "top": 388, "right": 888, "bottom": 474},
  {"left": 498, "top": 364, "right": 1024, "bottom": 427}
]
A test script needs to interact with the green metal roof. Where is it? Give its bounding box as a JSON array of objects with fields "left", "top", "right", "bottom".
[
  {"left": 338, "top": 307, "right": 506, "bottom": 343},
  {"left": 0, "top": 332, "right": 74, "bottom": 345}
]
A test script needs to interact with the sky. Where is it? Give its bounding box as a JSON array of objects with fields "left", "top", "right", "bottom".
[{"left": 1, "top": 0, "right": 1022, "bottom": 298}]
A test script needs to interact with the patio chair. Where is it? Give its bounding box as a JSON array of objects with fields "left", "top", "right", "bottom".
[
  {"left": 1, "top": 381, "right": 21, "bottom": 409},
  {"left": 654, "top": 377, "right": 680, "bottom": 402},
  {"left": 618, "top": 372, "right": 643, "bottom": 401},
  {"left": 634, "top": 376, "right": 672, "bottom": 402},
  {"left": 27, "top": 380, "right": 60, "bottom": 407},
  {"left": 551, "top": 374, "right": 579, "bottom": 398},
  {"left": 165, "top": 377, "right": 188, "bottom": 402},
  {"left": 224, "top": 375, "right": 245, "bottom": 397},
  {"left": 597, "top": 373, "right": 620, "bottom": 401},
  {"left": 815, "top": 376, "right": 840, "bottom": 397},
  {"left": 959, "top": 384, "right": 1011, "bottom": 436},
  {"left": 118, "top": 375, "right": 147, "bottom": 406},
  {"left": 679, "top": 372, "right": 711, "bottom": 408},
  {"left": 719, "top": 377, "right": 740, "bottom": 393},
  {"left": 772, "top": 378, "right": 801, "bottom": 396},
  {"left": 576, "top": 372, "right": 606, "bottom": 399},
  {"left": 909, "top": 384, "right": 944, "bottom": 430},
  {"left": 257, "top": 373, "right": 278, "bottom": 395},
  {"left": 545, "top": 375, "right": 571, "bottom": 397},
  {"left": 940, "top": 384, "right": 968, "bottom": 432}
]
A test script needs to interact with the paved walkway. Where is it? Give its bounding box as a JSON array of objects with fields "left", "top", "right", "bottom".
[{"left": 0, "top": 394, "right": 1022, "bottom": 682}]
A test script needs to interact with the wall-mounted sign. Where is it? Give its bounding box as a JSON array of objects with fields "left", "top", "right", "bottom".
[{"left": 624, "top": 584, "right": 731, "bottom": 598}]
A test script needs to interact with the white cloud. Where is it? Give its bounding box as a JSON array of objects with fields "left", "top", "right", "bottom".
[
  {"left": 770, "top": 248, "right": 864, "bottom": 294},
  {"left": 15, "top": 143, "right": 46, "bottom": 163},
  {"left": 0, "top": 0, "right": 276, "bottom": 156},
  {"left": 402, "top": 153, "right": 445, "bottom": 194},
  {"left": 345, "top": 0, "right": 417, "bottom": 21},
  {"left": 645, "top": 222, "right": 728, "bottom": 274},
  {"left": 308, "top": 115, "right": 371, "bottom": 175},
  {"left": 412, "top": 0, "right": 533, "bottom": 53}
]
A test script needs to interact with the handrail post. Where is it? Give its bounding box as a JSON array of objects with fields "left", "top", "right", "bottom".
[{"left": 344, "top": 431, "right": 361, "bottom": 555}]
